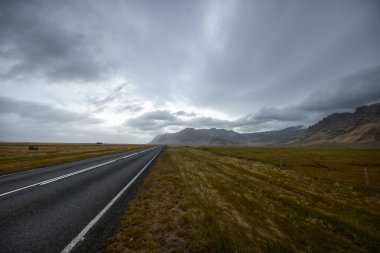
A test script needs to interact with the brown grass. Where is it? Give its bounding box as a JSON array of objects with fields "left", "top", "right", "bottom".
[
  {"left": 0, "top": 142, "right": 149, "bottom": 175},
  {"left": 108, "top": 146, "right": 380, "bottom": 252},
  {"left": 106, "top": 148, "right": 207, "bottom": 252},
  {"left": 202, "top": 146, "right": 380, "bottom": 189}
]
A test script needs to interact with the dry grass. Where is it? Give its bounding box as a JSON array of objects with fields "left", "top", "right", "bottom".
[
  {"left": 202, "top": 146, "right": 380, "bottom": 190},
  {"left": 106, "top": 148, "right": 207, "bottom": 253},
  {"left": 108, "top": 146, "right": 380, "bottom": 252},
  {"left": 0, "top": 142, "right": 148, "bottom": 175}
]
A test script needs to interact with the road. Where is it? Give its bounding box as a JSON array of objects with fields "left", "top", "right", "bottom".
[{"left": 0, "top": 146, "right": 162, "bottom": 253}]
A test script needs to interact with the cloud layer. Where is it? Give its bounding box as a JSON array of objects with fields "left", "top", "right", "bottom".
[
  {"left": 1, "top": 0, "right": 379, "bottom": 143},
  {"left": 0, "top": 96, "right": 102, "bottom": 124}
]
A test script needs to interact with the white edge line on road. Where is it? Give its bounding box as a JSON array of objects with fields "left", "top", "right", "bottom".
[
  {"left": 0, "top": 149, "right": 147, "bottom": 179},
  {"left": 60, "top": 147, "right": 162, "bottom": 253},
  {"left": 0, "top": 183, "right": 40, "bottom": 197},
  {"left": 0, "top": 147, "right": 158, "bottom": 197}
]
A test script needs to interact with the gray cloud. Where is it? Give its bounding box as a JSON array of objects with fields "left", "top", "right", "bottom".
[
  {"left": 0, "top": 0, "right": 110, "bottom": 82},
  {"left": 299, "top": 66, "right": 380, "bottom": 112},
  {"left": 175, "top": 111, "right": 197, "bottom": 117},
  {"left": 0, "top": 96, "right": 102, "bottom": 124},
  {"left": 182, "top": 0, "right": 380, "bottom": 113},
  {"left": 86, "top": 84, "right": 146, "bottom": 113},
  {"left": 127, "top": 110, "right": 180, "bottom": 131},
  {"left": 1, "top": 0, "right": 379, "bottom": 142},
  {"left": 128, "top": 65, "right": 380, "bottom": 133},
  {"left": 126, "top": 110, "right": 232, "bottom": 131},
  {"left": 0, "top": 116, "right": 144, "bottom": 143},
  {"left": 252, "top": 66, "right": 380, "bottom": 123},
  {"left": 117, "top": 104, "right": 144, "bottom": 113},
  {"left": 89, "top": 86, "right": 124, "bottom": 108},
  {"left": 253, "top": 107, "right": 305, "bottom": 122},
  {"left": 126, "top": 110, "right": 265, "bottom": 132}
]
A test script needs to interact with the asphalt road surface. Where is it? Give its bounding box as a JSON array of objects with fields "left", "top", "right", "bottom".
[{"left": 0, "top": 146, "right": 162, "bottom": 253}]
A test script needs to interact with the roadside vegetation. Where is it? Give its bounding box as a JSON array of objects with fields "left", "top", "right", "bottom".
[
  {"left": 108, "top": 146, "right": 380, "bottom": 252},
  {"left": 203, "top": 146, "right": 380, "bottom": 190},
  {"left": 0, "top": 142, "right": 148, "bottom": 175}
]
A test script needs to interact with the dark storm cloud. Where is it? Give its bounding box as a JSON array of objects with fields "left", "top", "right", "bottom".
[
  {"left": 127, "top": 63, "right": 380, "bottom": 132},
  {"left": 299, "top": 66, "right": 380, "bottom": 112},
  {"left": 1, "top": 0, "right": 380, "bottom": 141},
  {"left": 181, "top": 0, "right": 380, "bottom": 113},
  {"left": 1, "top": 0, "right": 379, "bottom": 100},
  {"left": 253, "top": 66, "right": 380, "bottom": 123},
  {"left": 131, "top": 65, "right": 380, "bottom": 133},
  {"left": 0, "top": 0, "right": 109, "bottom": 82},
  {"left": 0, "top": 96, "right": 102, "bottom": 124}
]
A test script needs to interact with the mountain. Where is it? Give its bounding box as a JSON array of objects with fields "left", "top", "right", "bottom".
[
  {"left": 149, "top": 128, "right": 242, "bottom": 145},
  {"left": 297, "top": 103, "right": 380, "bottom": 144},
  {"left": 149, "top": 126, "right": 305, "bottom": 145},
  {"left": 241, "top": 126, "right": 304, "bottom": 145},
  {"left": 150, "top": 103, "right": 380, "bottom": 145}
]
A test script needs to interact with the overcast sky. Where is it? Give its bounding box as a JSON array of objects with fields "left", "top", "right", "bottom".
[{"left": 1, "top": 0, "right": 380, "bottom": 143}]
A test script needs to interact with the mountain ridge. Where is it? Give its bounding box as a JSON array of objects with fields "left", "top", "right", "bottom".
[
  {"left": 150, "top": 126, "right": 305, "bottom": 145},
  {"left": 150, "top": 103, "right": 380, "bottom": 145},
  {"left": 297, "top": 103, "right": 380, "bottom": 144}
]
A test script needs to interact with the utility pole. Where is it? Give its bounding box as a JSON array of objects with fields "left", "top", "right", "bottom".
[{"left": 364, "top": 168, "right": 369, "bottom": 187}]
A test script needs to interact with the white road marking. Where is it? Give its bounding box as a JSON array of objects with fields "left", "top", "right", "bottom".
[
  {"left": 0, "top": 184, "right": 39, "bottom": 197},
  {"left": 60, "top": 147, "right": 162, "bottom": 253},
  {"left": 0, "top": 147, "right": 157, "bottom": 197},
  {"left": 0, "top": 151, "right": 136, "bottom": 179}
]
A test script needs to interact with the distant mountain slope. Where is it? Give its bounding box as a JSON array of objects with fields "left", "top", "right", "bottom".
[
  {"left": 149, "top": 128, "right": 242, "bottom": 145},
  {"left": 149, "top": 103, "right": 380, "bottom": 145},
  {"left": 241, "top": 126, "right": 304, "bottom": 145},
  {"left": 149, "top": 126, "right": 305, "bottom": 145},
  {"left": 150, "top": 103, "right": 380, "bottom": 145},
  {"left": 297, "top": 103, "right": 380, "bottom": 143}
]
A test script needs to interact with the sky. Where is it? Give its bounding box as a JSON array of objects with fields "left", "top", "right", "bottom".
[{"left": 0, "top": 0, "right": 380, "bottom": 144}]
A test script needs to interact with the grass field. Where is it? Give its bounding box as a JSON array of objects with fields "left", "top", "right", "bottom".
[
  {"left": 202, "top": 146, "right": 380, "bottom": 190},
  {"left": 0, "top": 142, "right": 148, "bottom": 175},
  {"left": 108, "top": 146, "right": 380, "bottom": 252}
]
